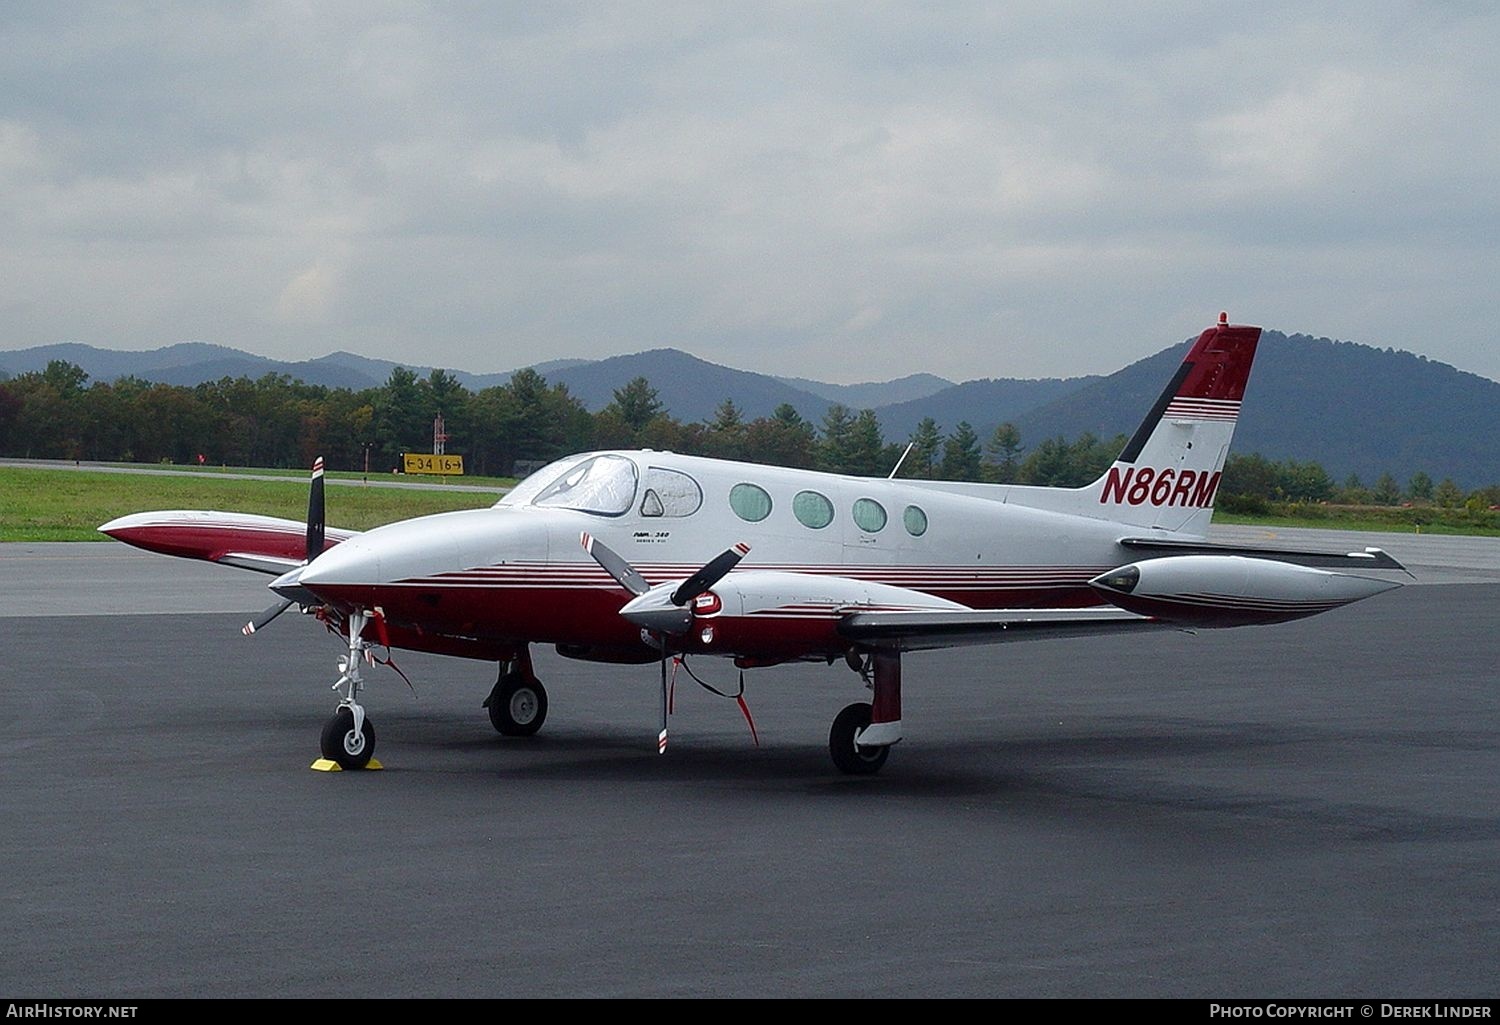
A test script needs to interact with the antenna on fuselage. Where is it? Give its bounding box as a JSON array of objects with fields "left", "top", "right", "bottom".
[{"left": 887, "top": 442, "right": 915, "bottom": 480}]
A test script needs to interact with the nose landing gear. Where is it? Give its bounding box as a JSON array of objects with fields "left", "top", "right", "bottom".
[{"left": 314, "top": 607, "right": 380, "bottom": 770}]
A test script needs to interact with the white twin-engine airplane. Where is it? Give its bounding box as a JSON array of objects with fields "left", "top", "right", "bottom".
[{"left": 102, "top": 315, "right": 1406, "bottom": 774}]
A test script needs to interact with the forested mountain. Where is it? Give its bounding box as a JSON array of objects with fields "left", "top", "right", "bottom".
[
  {"left": 1002, "top": 332, "right": 1500, "bottom": 489},
  {"left": 0, "top": 343, "right": 588, "bottom": 393},
  {"left": 3, "top": 329, "right": 1497, "bottom": 486},
  {"left": 774, "top": 372, "right": 954, "bottom": 409},
  {"left": 873, "top": 374, "right": 1102, "bottom": 440},
  {"left": 544, "top": 349, "right": 833, "bottom": 424}
]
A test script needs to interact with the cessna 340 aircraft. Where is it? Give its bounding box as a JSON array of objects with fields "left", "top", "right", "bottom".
[{"left": 101, "top": 314, "right": 1406, "bottom": 774}]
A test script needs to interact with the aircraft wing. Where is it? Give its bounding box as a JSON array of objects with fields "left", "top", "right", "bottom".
[
  {"left": 215, "top": 552, "right": 306, "bottom": 575},
  {"left": 836, "top": 606, "right": 1170, "bottom": 651},
  {"left": 710, "top": 570, "right": 1172, "bottom": 652}
]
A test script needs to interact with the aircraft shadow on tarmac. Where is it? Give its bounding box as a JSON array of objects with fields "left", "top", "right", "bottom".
[{"left": 289, "top": 710, "right": 1500, "bottom": 844}]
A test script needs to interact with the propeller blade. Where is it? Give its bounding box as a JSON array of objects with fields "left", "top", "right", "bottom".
[
  {"left": 669, "top": 543, "right": 750, "bottom": 607},
  {"left": 658, "top": 646, "right": 669, "bottom": 755},
  {"left": 306, "top": 456, "right": 325, "bottom": 564},
  {"left": 243, "top": 597, "right": 294, "bottom": 636},
  {"left": 580, "top": 532, "right": 649, "bottom": 596}
]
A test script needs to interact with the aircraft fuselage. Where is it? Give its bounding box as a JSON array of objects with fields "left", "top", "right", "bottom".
[{"left": 294, "top": 450, "right": 1137, "bottom": 662}]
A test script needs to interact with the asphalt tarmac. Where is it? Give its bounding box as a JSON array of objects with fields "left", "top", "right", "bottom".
[{"left": 1, "top": 542, "right": 1496, "bottom": 998}]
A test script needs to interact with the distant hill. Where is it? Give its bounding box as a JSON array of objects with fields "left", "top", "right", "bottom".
[
  {"left": 547, "top": 349, "right": 833, "bottom": 423},
  {"left": 775, "top": 372, "right": 954, "bottom": 409},
  {"left": 3, "top": 330, "right": 1498, "bottom": 485},
  {"left": 0, "top": 341, "right": 273, "bottom": 383},
  {"left": 1009, "top": 331, "right": 1500, "bottom": 489},
  {"left": 0, "top": 343, "right": 590, "bottom": 393},
  {"left": 873, "top": 375, "right": 1103, "bottom": 440}
]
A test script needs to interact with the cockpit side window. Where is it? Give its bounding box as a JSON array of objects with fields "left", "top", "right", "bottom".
[
  {"left": 531, "top": 454, "right": 639, "bottom": 516},
  {"left": 639, "top": 467, "right": 703, "bottom": 518}
]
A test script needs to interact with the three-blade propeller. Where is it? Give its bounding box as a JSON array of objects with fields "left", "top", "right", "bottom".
[
  {"left": 244, "top": 457, "right": 326, "bottom": 636},
  {"left": 581, "top": 532, "right": 749, "bottom": 753}
]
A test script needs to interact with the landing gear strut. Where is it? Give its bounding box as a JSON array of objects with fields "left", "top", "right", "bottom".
[
  {"left": 484, "top": 647, "right": 548, "bottom": 737},
  {"left": 320, "top": 607, "right": 376, "bottom": 769},
  {"left": 829, "top": 650, "right": 903, "bottom": 775}
]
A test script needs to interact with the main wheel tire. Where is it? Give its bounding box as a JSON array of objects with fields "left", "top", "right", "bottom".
[
  {"left": 320, "top": 707, "right": 375, "bottom": 770},
  {"left": 488, "top": 674, "right": 548, "bottom": 737},
  {"left": 828, "top": 702, "right": 890, "bottom": 775}
]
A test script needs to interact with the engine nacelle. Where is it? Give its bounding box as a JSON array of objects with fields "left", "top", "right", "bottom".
[{"left": 1089, "top": 555, "right": 1401, "bottom": 626}]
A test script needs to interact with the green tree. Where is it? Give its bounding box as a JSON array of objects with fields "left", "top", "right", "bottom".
[
  {"left": 842, "top": 410, "right": 886, "bottom": 476},
  {"left": 1372, "top": 472, "right": 1402, "bottom": 505},
  {"left": 42, "top": 360, "right": 89, "bottom": 397},
  {"left": 939, "top": 421, "right": 982, "bottom": 481},
  {"left": 373, "top": 367, "right": 428, "bottom": 466},
  {"left": 1068, "top": 432, "right": 1121, "bottom": 484},
  {"left": 1017, "top": 435, "right": 1078, "bottom": 486},
  {"left": 903, "top": 417, "right": 942, "bottom": 479},
  {"left": 638, "top": 414, "right": 697, "bottom": 453},
  {"left": 818, "top": 404, "right": 856, "bottom": 473},
  {"left": 471, "top": 368, "right": 593, "bottom": 474},
  {"left": 10, "top": 367, "right": 82, "bottom": 459},
  {"left": 745, "top": 404, "right": 817, "bottom": 469},
  {"left": 984, "top": 422, "right": 1024, "bottom": 483},
  {"left": 704, "top": 399, "right": 747, "bottom": 461},
  {"left": 0, "top": 382, "right": 20, "bottom": 453},
  {"left": 606, "top": 377, "right": 664, "bottom": 436},
  {"left": 1433, "top": 478, "right": 1463, "bottom": 508},
  {"left": 1407, "top": 471, "right": 1434, "bottom": 502},
  {"left": 421, "top": 368, "right": 470, "bottom": 455},
  {"left": 1282, "top": 460, "right": 1333, "bottom": 503}
]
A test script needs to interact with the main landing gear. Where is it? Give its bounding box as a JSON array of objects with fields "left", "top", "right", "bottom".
[
  {"left": 829, "top": 650, "right": 904, "bottom": 776},
  {"left": 319, "top": 607, "right": 377, "bottom": 770},
  {"left": 484, "top": 648, "right": 549, "bottom": 737}
]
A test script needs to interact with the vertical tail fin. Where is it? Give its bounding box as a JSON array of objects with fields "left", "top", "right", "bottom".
[{"left": 1084, "top": 313, "right": 1262, "bottom": 535}]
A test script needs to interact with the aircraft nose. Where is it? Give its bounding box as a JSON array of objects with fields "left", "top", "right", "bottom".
[
  {"left": 285, "top": 507, "right": 541, "bottom": 614},
  {"left": 289, "top": 508, "right": 492, "bottom": 608},
  {"left": 288, "top": 534, "right": 394, "bottom": 611},
  {"left": 269, "top": 565, "right": 313, "bottom": 603},
  {"left": 297, "top": 536, "right": 382, "bottom": 588}
]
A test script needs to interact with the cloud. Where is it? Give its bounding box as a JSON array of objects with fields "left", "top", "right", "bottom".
[
  {"left": 275, "top": 255, "right": 345, "bottom": 325},
  {"left": 0, "top": 3, "right": 1497, "bottom": 383}
]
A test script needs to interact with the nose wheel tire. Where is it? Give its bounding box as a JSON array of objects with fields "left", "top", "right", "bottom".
[
  {"left": 829, "top": 702, "right": 890, "bottom": 775},
  {"left": 320, "top": 707, "right": 376, "bottom": 770},
  {"left": 487, "top": 675, "right": 548, "bottom": 737}
]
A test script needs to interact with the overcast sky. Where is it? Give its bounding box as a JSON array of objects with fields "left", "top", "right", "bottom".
[{"left": 2, "top": 2, "right": 1497, "bottom": 384}]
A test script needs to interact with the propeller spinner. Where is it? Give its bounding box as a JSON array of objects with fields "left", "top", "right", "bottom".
[
  {"left": 582, "top": 533, "right": 748, "bottom": 636},
  {"left": 581, "top": 533, "right": 750, "bottom": 753}
]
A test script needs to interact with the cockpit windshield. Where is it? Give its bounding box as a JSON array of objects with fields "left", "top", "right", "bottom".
[
  {"left": 496, "top": 455, "right": 585, "bottom": 508},
  {"left": 528, "top": 454, "right": 639, "bottom": 516}
]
